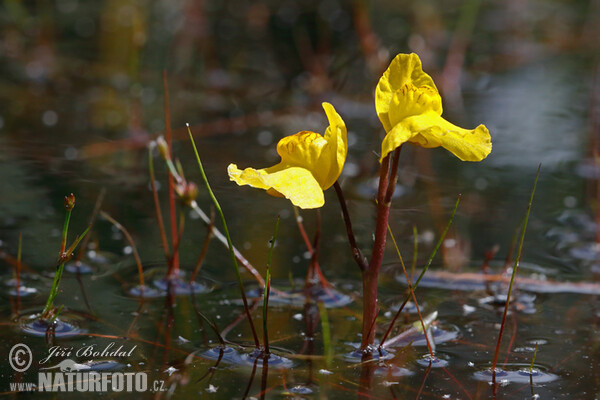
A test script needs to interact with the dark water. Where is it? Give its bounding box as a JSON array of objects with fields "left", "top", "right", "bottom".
[{"left": 1, "top": 0, "right": 599, "bottom": 398}]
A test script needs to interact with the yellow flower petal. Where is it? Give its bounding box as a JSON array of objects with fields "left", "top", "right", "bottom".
[
  {"left": 276, "top": 102, "right": 347, "bottom": 189},
  {"left": 380, "top": 112, "right": 492, "bottom": 162},
  {"left": 388, "top": 83, "right": 442, "bottom": 126},
  {"left": 376, "top": 52, "right": 492, "bottom": 162},
  {"left": 227, "top": 163, "right": 324, "bottom": 209},
  {"left": 227, "top": 102, "right": 347, "bottom": 209},
  {"left": 375, "top": 53, "right": 439, "bottom": 132}
]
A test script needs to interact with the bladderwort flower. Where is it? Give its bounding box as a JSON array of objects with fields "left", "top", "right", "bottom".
[
  {"left": 228, "top": 102, "right": 347, "bottom": 209},
  {"left": 376, "top": 53, "right": 492, "bottom": 162}
]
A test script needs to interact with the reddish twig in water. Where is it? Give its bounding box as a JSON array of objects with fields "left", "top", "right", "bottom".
[
  {"left": 503, "top": 311, "right": 518, "bottom": 366},
  {"left": 415, "top": 361, "right": 432, "bottom": 400},
  {"left": 148, "top": 146, "right": 171, "bottom": 263},
  {"left": 294, "top": 207, "right": 330, "bottom": 289},
  {"left": 442, "top": 366, "right": 473, "bottom": 400},
  {"left": 190, "top": 209, "right": 214, "bottom": 283},
  {"left": 75, "top": 188, "right": 106, "bottom": 263},
  {"left": 163, "top": 72, "right": 179, "bottom": 278},
  {"left": 100, "top": 211, "right": 145, "bottom": 288}
]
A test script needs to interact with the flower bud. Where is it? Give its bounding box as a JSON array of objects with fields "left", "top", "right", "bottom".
[
  {"left": 64, "top": 193, "right": 75, "bottom": 211},
  {"left": 181, "top": 182, "right": 199, "bottom": 206},
  {"left": 156, "top": 136, "right": 170, "bottom": 160}
]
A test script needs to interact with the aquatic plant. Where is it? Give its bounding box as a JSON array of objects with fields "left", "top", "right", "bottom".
[
  {"left": 42, "top": 194, "right": 90, "bottom": 319},
  {"left": 228, "top": 52, "right": 492, "bottom": 353}
]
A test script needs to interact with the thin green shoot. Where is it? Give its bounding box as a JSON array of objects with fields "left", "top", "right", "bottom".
[
  {"left": 411, "top": 225, "right": 418, "bottom": 281},
  {"left": 49, "top": 305, "right": 64, "bottom": 324},
  {"left": 386, "top": 225, "right": 434, "bottom": 357},
  {"left": 187, "top": 123, "right": 261, "bottom": 349},
  {"left": 491, "top": 164, "right": 541, "bottom": 377},
  {"left": 380, "top": 195, "right": 461, "bottom": 347},
  {"left": 263, "top": 216, "right": 280, "bottom": 354},
  {"left": 530, "top": 342, "right": 539, "bottom": 373},
  {"left": 318, "top": 302, "right": 333, "bottom": 367},
  {"left": 42, "top": 195, "right": 90, "bottom": 319}
]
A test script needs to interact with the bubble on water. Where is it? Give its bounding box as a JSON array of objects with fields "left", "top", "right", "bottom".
[
  {"left": 64, "top": 146, "right": 78, "bottom": 160},
  {"left": 42, "top": 110, "right": 58, "bottom": 126},
  {"left": 257, "top": 130, "right": 273, "bottom": 146},
  {"left": 563, "top": 196, "right": 577, "bottom": 208}
]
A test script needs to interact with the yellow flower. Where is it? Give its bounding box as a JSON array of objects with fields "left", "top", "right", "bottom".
[
  {"left": 376, "top": 53, "right": 491, "bottom": 162},
  {"left": 228, "top": 102, "right": 347, "bottom": 209}
]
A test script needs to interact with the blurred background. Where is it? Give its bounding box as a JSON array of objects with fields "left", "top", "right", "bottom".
[
  {"left": 1, "top": 1, "right": 600, "bottom": 398},
  {"left": 0, "top": 0, "right": 600, "bottom": 278},
  {"left": 0, "top": 0, "right": 598, "bottom": 274}
]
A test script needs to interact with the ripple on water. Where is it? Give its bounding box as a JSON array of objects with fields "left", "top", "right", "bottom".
[
  {"left": 416, "top": 353, "right": 449, "bottom": 368},
  {"left": 128, "top": 285, "right": 165, "bottom": 298},
  {"left": 153, "top": 277, "right": 215, "bottom": 295},
  {"left": 247, "top": 284, "right": 352, "bottom": 308},
  {"left": 344, "top": 345, "right": 394, "bottom": 363},
  {"left": 473, "top": 366, "right": 558, "bottom": 384},
  {"left": 202, "top": 346, "right": 294, "bottom": 369},
  {"left": 19, "top": 314, "right": 87, "bottom": 337},
  {"left": 239, "top": 349, "right": 295, "bottom": 369}
]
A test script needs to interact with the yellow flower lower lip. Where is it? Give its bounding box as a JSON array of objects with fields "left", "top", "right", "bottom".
[
  {"left": 376, "top": 53, "right": 492, "bottom": 162},
  {"left": 227, "top": 102, "right": 347, "bottom": 209}
]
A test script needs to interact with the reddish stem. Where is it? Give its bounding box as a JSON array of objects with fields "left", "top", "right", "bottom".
[
  {"left": 163, "top": 71, "right": 179, "bottom": 278},
  {"left": 361, "top": 147, "right": 401, "bottom": 349}
]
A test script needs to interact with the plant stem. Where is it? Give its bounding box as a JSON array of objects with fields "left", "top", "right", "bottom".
[
  {"left": 333, "top": 181, "right": 367, "bottom": 271},
  {"left": 163, "top": 71, "right": 179, "bottom": 278},
  {"left": 190, "top": 211, "right": 214, "bottom": 283},
  {"left": 42, "top": 195, "right": 74, "bottom": 318},
  {"left": 187, "top": 125, "right": 261, "bottom": 349},
  {"left": 361, "top": 147, "right": 401, "bottom": 349},
  {"left": 148, "top": 146, "right": 171, "bottom": 263},
  {"left": 491, "top": 165, "right": 540, "bottom": 379},
  {"left": 263, "top": 216, "right": 279, "bottom": 354}
]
